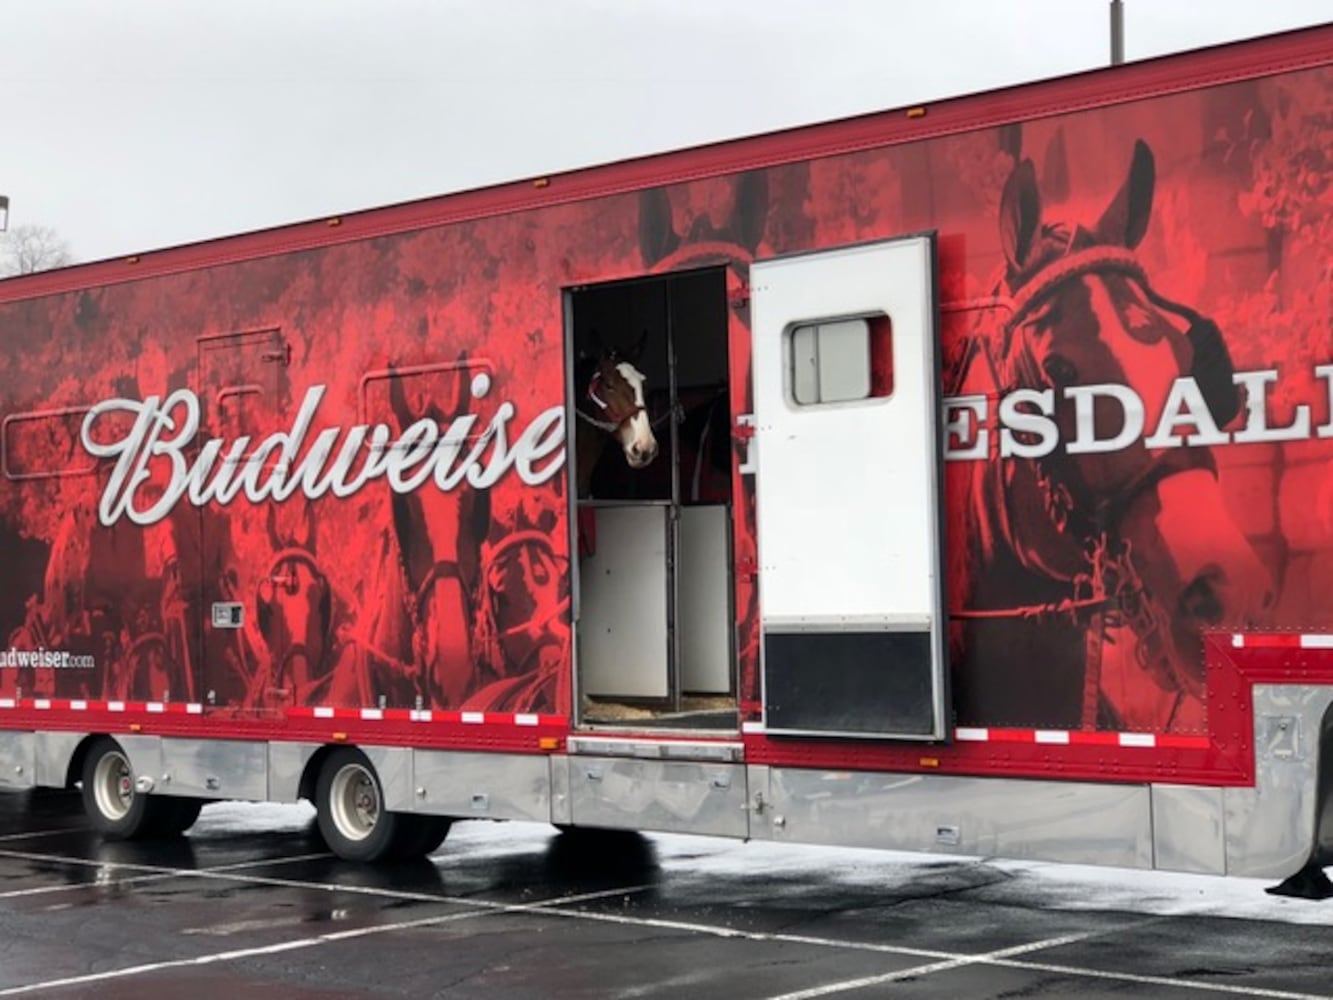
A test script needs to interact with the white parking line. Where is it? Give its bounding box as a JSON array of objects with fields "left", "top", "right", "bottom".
[
  {"left": 763, "top": 932, "right": 1097, "bottom": 1000},
  {"left": 0, "top": 829, "right": 83, "bottom": 842},
  {"left": 0, "top": 844, "right": 1327, "bottom": 1000},
  {"left": 997, "top": 957, "right": 1333, "bottom": 1000},
  {"left": 0, "top": 851, "right": 332, "bottom": 899},
  {"left": 0, "top": 883, "right": 652, "bottom": 997},
  {"left": 760, "top": 931, "right": 1333, "bottom": 1000}
]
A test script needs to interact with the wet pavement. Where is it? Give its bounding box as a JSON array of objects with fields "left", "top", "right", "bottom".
[{"left": 0, "top": 789, "right": 1330, "bottom": 998}]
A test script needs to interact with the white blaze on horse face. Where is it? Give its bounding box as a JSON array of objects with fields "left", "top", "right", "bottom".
[
  {"left": 614, "top": 361, "right": 658, "bottom": 468},
  {"left": 1086, "top": 278, "right": 1179, "bottom": 421}
]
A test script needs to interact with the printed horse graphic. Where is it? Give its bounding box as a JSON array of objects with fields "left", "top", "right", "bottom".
[{"left": 950, "top": 137, "right": 1274, "bottom": 731}]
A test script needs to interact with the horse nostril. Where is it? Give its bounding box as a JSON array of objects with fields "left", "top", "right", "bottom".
[{"left": 1179, "top": 573, "right": 1224, "bottom": 625}]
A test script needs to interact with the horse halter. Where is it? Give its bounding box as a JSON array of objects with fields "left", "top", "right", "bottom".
[
  {"left": 579, "top": 364, "right": 646, "bottom": 433},
  {"left": 1003, "top": 244, "right": 1239, "bottom": 429},
  {"left": 959, "top": 244, "right": 1236, "bottom": 646},
  {"left": 999, "top": 243, "right": 1238, "bottom": 531}
]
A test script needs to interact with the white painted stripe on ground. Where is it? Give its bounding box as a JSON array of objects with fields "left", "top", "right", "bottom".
[
  {"left": 762, "top": 932, "right": 1097, "bottom": 1000},
  {"left": 0, "top": 828, "right": 83, "bottom": 842},
  {"left": 1, "top": 842, "right": 1326, "bottom": 1000},
  {"left": 996, "top": 957, "right": 1333, "bottom": 1000},
  {"left": 0, "top": 883, "right": 652, "bottom": 997},
  {"left": 531, "top": 906, "right": 960, "bottom": 961},
  {"left": 0, "top": 851, "right": 334, "bottom": 900}
]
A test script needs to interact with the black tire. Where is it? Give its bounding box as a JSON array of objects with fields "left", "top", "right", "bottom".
[
  {"left": 314, "top": 747, "right": 407, "bottom": 862},
  {"left": 389, "top": 815, "right": 452, "bottom": 861},
  {"left": 158, "top": 797, "right": 205, "bottom": 836},
  {"left": 81, "top": 736, "right": 180, "bottom": 840}
]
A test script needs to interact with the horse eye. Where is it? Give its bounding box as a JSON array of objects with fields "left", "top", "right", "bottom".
[{"left": 1043, "top": 355, "right": 1078, "bottom": 387}]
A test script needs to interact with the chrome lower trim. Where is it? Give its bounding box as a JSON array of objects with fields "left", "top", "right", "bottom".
[
  {"left": 35, "top": 731, "right": 86, "bottom": 788},
  {"left": 268, "top": 741, "right": 322, "bottom": 802},
  {"left": 753, "top": 766, "right": 1153, "bottom": 869},
  {"left": 158, "top": 738, "right": 268, "bottom": 801},
  {"left": 408, "top": 750, "right": 550, "bottom": 821},
  {"left": 363, "top": 746, "right": 413, "bottom": 812},
  {"left": 550, "top": 754, "right": 572, "bottom": 826},
  {"left": 568, "top": 755, "right": 748, "bottom": 837},
  {"left": 1224, "top": 683, "right": 1333, "bottom": 878},
  {"left": 0, "top": 732, "right": 35, "bottom": 790},
  {"left": 566, "top": 736, "right": 743, "bottom": 763},
  {"left": 1151, "top": 785, "right": 1226, "bottom": 875}
]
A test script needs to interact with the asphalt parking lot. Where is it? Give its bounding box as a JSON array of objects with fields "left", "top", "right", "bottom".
[{"left": 0, "top": 789, "right": 1330, "bottom": 999}]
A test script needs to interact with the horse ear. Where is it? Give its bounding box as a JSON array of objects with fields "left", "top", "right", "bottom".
[
  {"left": 733, "top": 170, "right": 769, "bottom": 255},
  {"left": 1095, "top": 139, "right": 1155, "bottom": 249},
  {"left": 588, "top": 327, "right": 612, "bottom": 360},
  {"left": 999, "top": 158, "right": 1041, "bottom": 273},
  {"left": 1041, "top": 127, "right": 1070, "bottom": 204},
  {"left": 627, "top": 327, "right": 649, "bottom": 363},
  {"left": 639, "top": 187, "right": 681, "bottom": 268}
]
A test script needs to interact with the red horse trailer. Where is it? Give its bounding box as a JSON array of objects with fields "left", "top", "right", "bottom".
[{"left": 2, "top": 23, "right": 1331, "bottom": 894}]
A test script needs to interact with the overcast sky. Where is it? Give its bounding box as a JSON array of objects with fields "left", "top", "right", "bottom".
[{"left": 3, "top": 0, "right": 1330, "bottom": 265}]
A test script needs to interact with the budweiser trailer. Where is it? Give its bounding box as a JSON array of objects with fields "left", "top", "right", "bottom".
[{"left": 1, "top": 24, "right": 1331, "bottom": 895}]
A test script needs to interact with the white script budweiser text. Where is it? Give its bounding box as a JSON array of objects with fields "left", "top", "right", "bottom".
[{"left": 81, "top": 376, "right": 565, "bottom": 527}]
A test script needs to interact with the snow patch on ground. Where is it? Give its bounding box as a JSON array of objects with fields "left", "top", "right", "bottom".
[{"left": 188, "top": 805, "right": 1330, "bottom": 924}]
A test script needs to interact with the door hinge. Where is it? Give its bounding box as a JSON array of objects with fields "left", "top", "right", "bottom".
[{"left": 736, "top": 414, "right": 757, "bottom": 475}]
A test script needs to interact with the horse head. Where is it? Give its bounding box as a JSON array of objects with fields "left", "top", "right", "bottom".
[
  {"left": 992, "top": 138, "right": 1273, "bottom": 699},
  {"left": 256, "top": 500, "right": 332, "bottom": 697},
  {"left": 383, "top": 362, "right": 489, "bottom": 707},
  {"left": 576, "top": 331, "right": 659, "bottom": 471}
]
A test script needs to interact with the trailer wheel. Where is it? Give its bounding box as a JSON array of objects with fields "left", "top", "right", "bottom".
[
  {"left": 81, "top": 736, "right": 180, "bottom": 840},
  {"left": 159, "top": 797, "right": 205, "bottom": 836},
  {"left": 391, "top": 815, "right": 452, "bottom": 860},
  {"left": 315, "top": 748, "right": 406, "bottom": 862}
]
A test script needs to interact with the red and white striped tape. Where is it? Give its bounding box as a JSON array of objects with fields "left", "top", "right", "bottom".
[
  {"left": 740, "top": 719, "right": 1207, "bottom": 749},
  {"left": 287, "top": 706, "right": 557, "bottom": 727},
  {"left": 1230, "top": 632, "right": 1333, "bottom": 649},
  {"left": 0, "top": 699, "right": 558, "bottom": 728},
  {"left": 0, "top": 698, "right": 204, "bottom": 714},
  {"left": 952, "top": 727, "right": 1209, "bottom": 749}
]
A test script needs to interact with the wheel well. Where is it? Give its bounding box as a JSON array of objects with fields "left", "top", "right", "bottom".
[
  {"left": 63, "top": 734, "right": 112, "bottom": 789},
  {"left": 298, "top": 744, "right": 347, "bottom": 803},
  {"left": 1314, "top": 701, "right": 1333, "bottom": 867}
]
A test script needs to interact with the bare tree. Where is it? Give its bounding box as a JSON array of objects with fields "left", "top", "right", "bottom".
[{"left": 0, "top": 224, "right": 75, "bottom": 277}]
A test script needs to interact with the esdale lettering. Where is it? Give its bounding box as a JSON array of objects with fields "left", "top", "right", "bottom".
[{"left": 943, "top": 364, "right": 1333, "bottom": 461}]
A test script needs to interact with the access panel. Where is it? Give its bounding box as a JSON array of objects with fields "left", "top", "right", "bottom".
[{"left": 749, "top": 236, "right": 947, "bottom": 740}]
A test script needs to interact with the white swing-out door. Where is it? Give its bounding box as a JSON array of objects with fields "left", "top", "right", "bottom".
[{"left": 750, "top": 235, "right": 948, "bottom": 740}]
